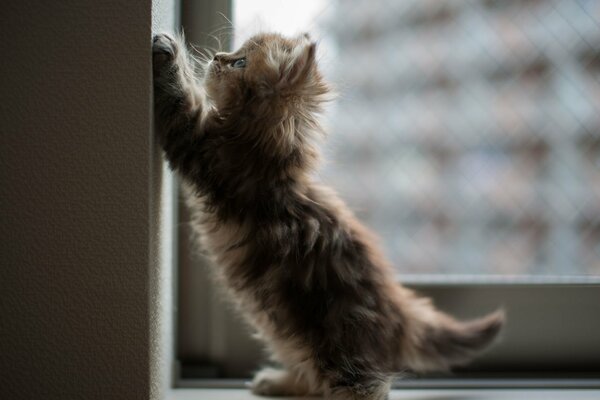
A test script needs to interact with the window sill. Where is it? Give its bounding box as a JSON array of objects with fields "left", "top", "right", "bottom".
[{"left": 170, "top": 388, "right": 600, "bottom": 400}]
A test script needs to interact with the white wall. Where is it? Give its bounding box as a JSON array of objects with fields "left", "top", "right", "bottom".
[{"left": 0, "top": 0, "right": 177, "bottom": 398}]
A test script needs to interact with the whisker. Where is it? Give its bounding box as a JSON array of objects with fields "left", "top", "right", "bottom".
[{"left": 217, "top": 12, "right": 233, "bottom": 29}]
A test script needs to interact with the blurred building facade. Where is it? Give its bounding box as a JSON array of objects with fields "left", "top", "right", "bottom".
[{"left": 319, "top": 0, "right": 600, "bottom": 277}]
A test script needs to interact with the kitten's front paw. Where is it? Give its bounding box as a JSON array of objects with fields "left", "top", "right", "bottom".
[{"left": 152, "top": 33, "right": 178, "bottom": 66}]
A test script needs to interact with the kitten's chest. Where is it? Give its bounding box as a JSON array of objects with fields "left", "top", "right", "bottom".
[
  {"left": 189, "top": 206, "right": 248, "bottom": 271},
  {"left": 184, "top": 193, "right": 260, "bottom": 284},
  {"left": 187, "top": 199, "right": 284, "bottom": 327},
  {"left": 183, "top": 182, "right": 301, "bottom": 310}
]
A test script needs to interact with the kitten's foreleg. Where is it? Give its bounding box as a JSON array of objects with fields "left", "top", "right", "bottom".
[{"left": 152, "top": 33, "right": 205, "bottom": 173}]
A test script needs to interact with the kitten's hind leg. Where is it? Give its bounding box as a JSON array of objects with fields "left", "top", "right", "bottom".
[{"left": 251, "top": 367, "right": 320, "bottom": 397}]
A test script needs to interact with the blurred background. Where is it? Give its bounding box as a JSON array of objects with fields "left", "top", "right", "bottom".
[
  {"left": 232, "top": 0, "right": 600, "bottom": 280},
  {"left": 173, "top": 0, "right": 600, "bottom": 379}
]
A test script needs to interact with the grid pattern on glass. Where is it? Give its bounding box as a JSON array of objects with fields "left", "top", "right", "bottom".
[{"left": 233, "top": 0, "right": 600, "bottom": 279}]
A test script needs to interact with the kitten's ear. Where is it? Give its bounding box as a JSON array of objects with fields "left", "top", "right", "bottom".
[{"left": 279, "top": 39, "right": 317, "bottom": 89}]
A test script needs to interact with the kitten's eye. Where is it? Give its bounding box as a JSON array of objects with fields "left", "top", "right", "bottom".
[{"left": 231, "top": 58, "right": 246, "bottom": 68}]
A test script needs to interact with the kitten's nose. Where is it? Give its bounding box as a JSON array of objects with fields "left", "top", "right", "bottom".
[{"left": 213, "top": 52, "right": 227, "bottom": 62}]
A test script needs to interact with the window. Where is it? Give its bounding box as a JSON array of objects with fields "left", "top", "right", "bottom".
[{"left": 176, "top": 0, "right": 600, "bottom": 385}]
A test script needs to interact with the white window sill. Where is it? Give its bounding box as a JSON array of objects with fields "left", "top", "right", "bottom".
[{"left": 170, "top": 388, "right": 600, "bottom": 400}]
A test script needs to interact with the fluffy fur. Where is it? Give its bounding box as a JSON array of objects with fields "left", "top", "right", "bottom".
[{"left": 152, "top": 32, "right": 504, "bottom": 400}]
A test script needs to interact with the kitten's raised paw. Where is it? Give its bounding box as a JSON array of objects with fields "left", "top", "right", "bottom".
[
  {"left": 251, "top": 368, "right": 295, "bottom": 397},
  {"left": 152, "top": 33, "right": 178, "bottom": 66}
]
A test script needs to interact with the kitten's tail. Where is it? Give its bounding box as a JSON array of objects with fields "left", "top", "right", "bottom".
[{"left": 401, "top": 295, "right": 505, "bottom": 372}]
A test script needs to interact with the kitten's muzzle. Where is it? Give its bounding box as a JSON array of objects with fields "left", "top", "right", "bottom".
[
  {"left": 213, "top": 52, "right": 227, "bottom": 62},
  {"left": 209, "top": 59, "right": 222, "bottom": 75}
]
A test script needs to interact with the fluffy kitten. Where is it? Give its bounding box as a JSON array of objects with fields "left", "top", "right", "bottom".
[{"left": 152, "top": 32, "right": 504, "bottom": 400}]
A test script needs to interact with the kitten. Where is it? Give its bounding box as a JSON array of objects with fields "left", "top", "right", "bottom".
[{"left": 152, "top": 32, "right": 504, "bottom": 400}]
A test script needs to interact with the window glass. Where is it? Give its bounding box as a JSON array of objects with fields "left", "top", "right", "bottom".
[{"left": 233, "top": 0, "right": 600, "bottom": 280}]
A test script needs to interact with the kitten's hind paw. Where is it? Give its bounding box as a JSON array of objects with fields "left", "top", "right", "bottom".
[
  {"left": 251, "top": 368, "right": 296, "bottom": 397},
  {"left": 152, "top": 33, "right": 178, "bottom": 66}
]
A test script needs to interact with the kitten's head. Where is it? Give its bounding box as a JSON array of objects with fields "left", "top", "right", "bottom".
[
  {"left": 204, "top": 32, "right": 328, "bottom": 116},
  {"left": 203, "top": 32, "right": 330, "bottom": 171}
]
